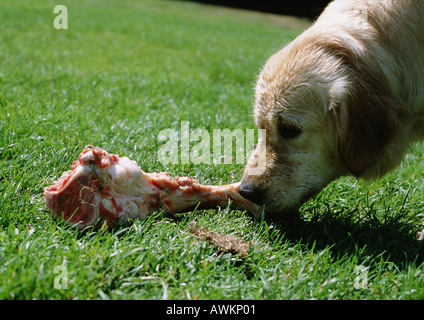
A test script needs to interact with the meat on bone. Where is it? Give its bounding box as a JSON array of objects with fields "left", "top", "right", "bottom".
[{"left": 44, "top": 145, "right": 262, "bottom": 229}]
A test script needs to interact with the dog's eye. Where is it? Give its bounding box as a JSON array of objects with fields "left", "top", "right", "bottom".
[{"left": 278, "top": 123, "right": 302, "bottom": 139}]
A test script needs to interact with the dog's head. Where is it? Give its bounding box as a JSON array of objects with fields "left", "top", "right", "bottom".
[{"left": 239, "top": 35, "right": 406, "bottom": 218}]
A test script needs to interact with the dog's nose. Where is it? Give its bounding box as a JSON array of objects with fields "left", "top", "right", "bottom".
[{"left": 238, "top": 182, "right": 264, "bottom": 205}]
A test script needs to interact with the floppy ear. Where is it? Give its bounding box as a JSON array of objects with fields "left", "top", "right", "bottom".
[{"left": 330, "top": 78, "right": 405, "bottom": 178}]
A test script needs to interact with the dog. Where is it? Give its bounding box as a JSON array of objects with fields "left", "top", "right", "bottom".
[{"left": 238, "top": 0, "right": 424, "bottom": 237}]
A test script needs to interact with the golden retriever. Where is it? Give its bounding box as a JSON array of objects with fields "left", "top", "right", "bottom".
[{"left": 238, "top": 0, "right": 424, "bottom": 237}]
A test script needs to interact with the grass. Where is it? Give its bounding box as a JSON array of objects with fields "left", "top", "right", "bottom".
[{"left": 0, "top": 0, "right": 424, "bottom": 300}]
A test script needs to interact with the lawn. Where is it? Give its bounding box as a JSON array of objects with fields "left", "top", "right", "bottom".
[{"left": 0, "top": 0, "right": 423, "bottom": 300}]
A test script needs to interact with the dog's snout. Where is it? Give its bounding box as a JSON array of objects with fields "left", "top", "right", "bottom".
[{"left": 238, "top": 182, "right": 264, "bottom": 205}]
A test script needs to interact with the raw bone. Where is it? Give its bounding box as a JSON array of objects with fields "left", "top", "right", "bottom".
[{"left": 44, "top": 145, "right": 261, "bottom": 229}]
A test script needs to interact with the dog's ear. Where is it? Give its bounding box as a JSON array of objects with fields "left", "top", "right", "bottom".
[{"left": 330, "top": 78, "right": 405, "bottom": 178}]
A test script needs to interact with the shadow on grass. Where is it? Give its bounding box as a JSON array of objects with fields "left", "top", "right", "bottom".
[{"left": 265, "top": 209, "right": 424, "bottom": 267}]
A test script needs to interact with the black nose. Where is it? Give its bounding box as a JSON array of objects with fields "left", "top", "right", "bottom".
[{"left": 238, "top": 182, "right": 264, "bottom": 205}]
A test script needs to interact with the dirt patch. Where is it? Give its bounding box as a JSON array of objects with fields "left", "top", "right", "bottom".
[{"left": 188, "top": 222, "right": 251, "bottom": 257}]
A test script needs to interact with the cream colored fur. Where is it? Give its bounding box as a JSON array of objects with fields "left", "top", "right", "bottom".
[{"left": 241, "top": 0, "right": 424, "bottom": 233}]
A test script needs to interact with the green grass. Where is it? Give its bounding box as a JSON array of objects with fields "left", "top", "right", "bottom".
[{"left": 1, "top": 0, "right": 424, "bottom": 300}]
